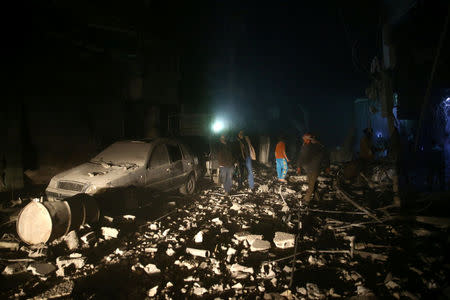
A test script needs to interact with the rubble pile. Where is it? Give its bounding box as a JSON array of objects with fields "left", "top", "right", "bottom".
[{"left": 1, "top": 163, "right": 449, "bottom": 299}]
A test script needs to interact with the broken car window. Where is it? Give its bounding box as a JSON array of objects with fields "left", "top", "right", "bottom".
[
  {"left": 166, "top": 144, "right": 182, "bottom": 163},
  {"left": 149, "top": 145, "right": 170, "bottom": 168}
]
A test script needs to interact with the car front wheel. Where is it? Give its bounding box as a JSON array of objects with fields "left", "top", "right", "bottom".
[{"left": 180, "top": 173, "right": 196, "bottom": 195}]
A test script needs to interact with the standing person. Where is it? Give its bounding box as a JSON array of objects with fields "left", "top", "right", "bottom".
[
  {"left": 296, "top": 133, "right": 330, "bottom": 202},
  {"left": 275, "top": 136, "right": 289, "bottom": 182},
  {"left": 217, "top": 134, "right": 235, "bottom": 196},
  {"left": 236, "top": 130, "right": 256, "bottom": 191},
  {"left": 360, "top": 128, "right": 375, "bottom": 161}
]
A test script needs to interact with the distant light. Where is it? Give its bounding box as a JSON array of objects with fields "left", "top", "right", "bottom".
[
  {"left": 212, "top": 120, "right": 225, "bottom": 133},
  {"left": 376, "top": 132, "right": 382, "bottom": 138},
  {"left": 445, "top": 97, "right": 450, "bottom": 106}
]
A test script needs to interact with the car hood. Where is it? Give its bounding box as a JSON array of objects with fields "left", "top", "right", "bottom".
[{"left": 52, "top": 162, "right": 140, "bottom": 187}]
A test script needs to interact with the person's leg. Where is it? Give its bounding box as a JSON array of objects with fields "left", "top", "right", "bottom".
[
  {"left": 276, "top": 159, "right": 282, "bottom": 179},
  {"left": 238, "top": 160, "right": 245, "bottom": 188},
  {"left": 281, "top": 158, "right": 288, "bottom": 179},
  {"left": 305, "top": 170, "right": 319, "bottom": 201},
  {"left": 224, "top": 167, "right": 233, "bottom": 194},
  {"left": 219, "top": 167, "right": 225, "bottom": 185},
  {"left": 246, "top": 156, "right": 254, "bottom": 189}
]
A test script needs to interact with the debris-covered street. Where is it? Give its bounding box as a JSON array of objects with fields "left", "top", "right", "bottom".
[{"left": 1, "top": 163, "right": 449, "bottom": 299}]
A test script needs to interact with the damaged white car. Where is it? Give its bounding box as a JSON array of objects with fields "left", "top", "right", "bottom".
[{"left": 45, "top": 138, "right": 201, "bottom": 201}]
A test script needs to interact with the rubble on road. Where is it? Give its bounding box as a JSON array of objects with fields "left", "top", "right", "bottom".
[{"left": 1, "top": 162, "right": 449, "bottom": 299}]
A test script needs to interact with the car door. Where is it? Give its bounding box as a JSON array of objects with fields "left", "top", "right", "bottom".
[
  {"left": 144, "top": 143, "right": 172, "bottom": 191},
  {"left": 166, "top": 142, "right": 186, "bottom": 188}
]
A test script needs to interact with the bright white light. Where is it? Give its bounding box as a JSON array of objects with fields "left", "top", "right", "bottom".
[{"left": 212, "top": 120, "right": 225, "bottom": 133}]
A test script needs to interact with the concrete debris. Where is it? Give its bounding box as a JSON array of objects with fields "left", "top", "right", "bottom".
[
  {"left": 123, "top": 215, "right": 136, "bottom": 220},
  {"left": 144, "top": 263, "right": 161, "bottom": 274},
  {"left": 103, "top": 216, "right": 114, "bottom": 222},
  {"left": 306, "top": 283, "right": 325, "bottom": 299},
  {"left": 230, "top": 263, "right": 254, "bottom": 279},
  {"left": 258, "top": 185, "right": 269, "bottom": 193},
  {"left": 148, "top": 285, "right": 158, "bottom": 297},
  {"left": 273, "top": 232, "right": 295, "bottom": 249},
  {"left": 35, "top": 280, "right": 75, "bottom": 299},
  {"left": 27, "top": 262, "right": 57, "bottom": 276},
  {"left": 80, "top": 232, "right": 96, "bottom": 244},
  {"left": 166, "top": 248, "right": 175, "bottom": 256},
  {"left": 56, "top": 255, "right": 86, "bottom": 269},
  {"left": 0, "top": 240, "right": 19, "bottom": 251},
  {"left": 186, "top": 247, "right": 210, "bottom": 257},
  {"left": 250, "top": 239, "right": 271, "bottom": 252},
  {"left": 145, "top": 247, "right": 158, "bottom": 253},
  {"left": 232, "top": 283, "right": 243, "bottom": 289},
  {"left": 194, "top": 231, "right": 203, "bottom": 243},
  {"left": 64, "top": 230, "right": 79, "bottom": 250},
  {"left": 211, "top": 217, "right": 223, "bottom": 225},
  {"left": 2, "top": 262, "right": 28, "bottom": 275},
  {"left": 192, "top": 286, "right": 208, "bottom": 296},
  {"left": 101, "top": 227, "right": 119, "bottom": 240}
]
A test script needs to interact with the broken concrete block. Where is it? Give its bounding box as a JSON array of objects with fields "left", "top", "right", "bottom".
[
  {"left": 2, "top": 262, "right": 28, "bottom": 275},
  {"left": 148, "top": 285, "right": 158, "bottom": 297},
  {"left": 230, "top": 203, "right": 241, "bottom": 211},
  {"left": 186, "top": 247, "right": 210, "bottom": 257},
  {"left": 0, "top": 240, "right": 19, "bottom": 251},
  {"left": 80, "top": 232, "right": 95, "bottom": 245},
  {"left": 194, "top": 231, "right": 203, "bottom": 243},
  {"left": 232, "top": 283, "right": 243, "bottom": 289},
  {"left": 123, "top": 215, "right": 135, "bottom": 221},
  {"left": 230, "top": 263, "right": 254, "bottom": 279},
  {"left": 56, "top": 255, "right": 86, "bottom": 269},
  {"left": 273, "top": 232, "right": 295, "bottom": 249},
  {"left": 250, "top": 239, "right": 271, "bottom": 252},
  {"left": 258, "top": 185, "right": 269, "bottom": 193},
  {"left": 166, "top": 248, "right": 175, "bottom": 256},
  {"left": 64, "top": 231, "right": 79, "bottom": 250},
  {"left": 144, "top": 264, "right": 161, "bottom": 274},
  {"left": 101, "top": 227, "right": 119, "bottom": 240},
  {"left": 145, "top": 247, "right": 158, "bottom": 253},
  {"left": 211, "top": 217, "right": 223, "bottom": 226},
  {"left": 192, "top": 286, "right": 208, "bottom": 296},
  {"left": 27, "top": 262, "right": 56, "bottom": 276}
]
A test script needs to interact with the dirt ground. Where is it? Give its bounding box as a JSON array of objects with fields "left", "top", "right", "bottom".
[{"left": 1, "top": 163, "right": 449, "bottom": 299}]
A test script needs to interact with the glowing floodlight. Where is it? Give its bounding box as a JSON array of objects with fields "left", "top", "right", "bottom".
[{"left": 212, "top": 120, "right": 225, "bottom": 133}]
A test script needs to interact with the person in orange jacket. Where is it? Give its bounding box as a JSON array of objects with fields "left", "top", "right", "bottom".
[{"left": 275, "top": 136, "right": 289, "bottom": 182}]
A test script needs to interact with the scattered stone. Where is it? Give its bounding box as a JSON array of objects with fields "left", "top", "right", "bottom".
[
  {"left": 123, "top": 215, "right": 136, "bottom": 221},
  {"left": 230, "top": 263, "right": 254, "bottom": 279},
  {"left": 250, "top": 239, "right": 271, "bottom": 252},
  {"left": 144, "top": 264, "right": 161, "bottom": 274},
  {"left": 148, "top": 285, "right": 158, "bottom": 297},
  {"left": 273, "top": 232, "right": 295, "bottom": 249},
  {"left": 2, "top": 262, "right": 28, "bottom": 275},
  {"left": 64, "top": 231, "right": 79, "bottom": 250},
  {"left": 80, "top": 232, "right": 96, "bottom": 245},
  {"left": 211, "top": 217, "right": 223, "bottom": 226},
  {"left": 35, "top": 280, "right": 74, "bottom": 299},
  {"left": 193, "top": 286, "right": 208, "bottom": 296},
  {"left": 149, "top": 223, "right": 159, "bottom": 230},
  {"left": 0, "top": 240, "right": 19, "bottom": 251},
  {"left": 56, "top": 255, "right": 86, "bottom": 269},
  {"left": 194, "top": 231, "right": 203, "bottom": 243},
  {"left": 186, "top": 247, "right": 210, "bottom": 257},
  {"left": 101, "top": 227, "right": 119, "bottom": 240},
  {"left": 232, "top": 283, "right": 243, "bottom": 289},
  {"left": 166, "top": 248, "right": 175, "bottom": 256},
  {"left": 103, "top": 216, "right": 114, "bottom": 222},
  {"left": 27, "top": 262, "right": 56, "bottom": 276},
  {"left": 258, "top": 185, "right": 269, "bottom": 193},
  {"left": 145, "top": 247, "right": 158, "bottom": 253}
]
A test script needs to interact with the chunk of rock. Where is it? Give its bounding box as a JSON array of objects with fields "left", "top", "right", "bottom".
[
  {"left": 80, "top": 232, "right": 96, "bottom": 245},
  {"left": 56, "top": 255, "right": 86, "bottom": 269},
  {"left": 2, "top": 262, "right": 28, "bottom": 275},
  {"left": 0, "top": 241, "right": 19, "bottom": 251},
  {"left": 194, "top": 231, "right": 203, "bottom": 243},
  {"left": 258, "top": 185, "right": 269, "bottom": 193},
  {"left": 273, "top": 232, "right": 295, "bottom": 249},
  {"left": 250, "top": 239, "right": 271, "bottom": 252},
  {"left": 144, "top": 264, "right": 161, "bottom": 274},
  {"left": 101, "top": 227, "right": 119, "bottom": 240},
  {"left": 148, "top": 285, "right": 158, "bottom": 297},
  {"left": 63, "top": 231, "right": 79, "bottom": 250},
  {"left": 229, "top": 263, "right": 254, "bottom": 279},
  {"left": 27, "top": 262, "right": 56, "bottom": 276}
]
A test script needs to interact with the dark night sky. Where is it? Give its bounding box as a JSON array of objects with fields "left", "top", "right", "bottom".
[
  {"left": 181, "top": 1, "right": 380, "bottom": 145},
  {"left": 20, "top": 0, "right": 382, "bottom": 148}
]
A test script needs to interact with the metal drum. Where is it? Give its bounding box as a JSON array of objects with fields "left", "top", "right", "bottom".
[{"left": 16, "top": 194, "right": 99, "bottom": 245}]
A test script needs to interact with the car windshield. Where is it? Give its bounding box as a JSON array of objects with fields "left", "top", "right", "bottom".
[{"left": 90, "top": 142, "right": 151, "bottom": 167}]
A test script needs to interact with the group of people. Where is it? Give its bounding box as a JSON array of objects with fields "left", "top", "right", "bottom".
[
  {"left": 275, "top": 133, "right": 330, "bottom": 201},
  {"left": 216, "top": 130, "right": 256, "bottom": 196},
  {"left": 216, "top": 131, "right": 331, "bottom": 202}
]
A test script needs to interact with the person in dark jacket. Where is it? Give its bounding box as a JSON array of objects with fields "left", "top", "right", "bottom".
[
  {"left": 217, "top": 134, "right": 235, "bottom": 195},
  {"left": 296, "top": 133, "right": 330, "bottom": 202},
  {"left": 236, "top": 130, "right": 255, "bottom": 191}
]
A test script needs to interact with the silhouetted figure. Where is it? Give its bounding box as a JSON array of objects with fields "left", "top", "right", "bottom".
[
  {"left": 427, "top": 139, "right": 445, "bottom": 192},
  {"left": 296, "top": 133, "right": 330, "bottom": 202},
  {"left": 217, "top": 134, "right": 235, "bottom": 196}
]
